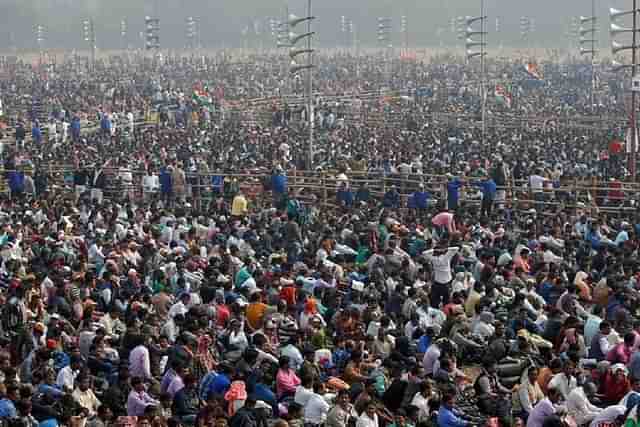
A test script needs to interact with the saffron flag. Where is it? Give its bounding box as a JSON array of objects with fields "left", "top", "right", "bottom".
[{"left": 524, "top": 62, "right": 543, "bottom": 80}]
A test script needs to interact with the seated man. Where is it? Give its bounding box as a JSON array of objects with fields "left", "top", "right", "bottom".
[{"left": 474, "top": 359, "right": 512, "bottom": 426}]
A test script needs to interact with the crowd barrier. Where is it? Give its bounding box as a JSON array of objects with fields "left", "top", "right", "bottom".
[{"left": 4, "top": 166, "right": 635, "bottom": 214}]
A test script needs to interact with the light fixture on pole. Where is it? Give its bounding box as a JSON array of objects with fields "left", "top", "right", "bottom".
[
  {"left": 186, "top": 17, "right": 199, "bottom": 49},
  {"left": 465, "top": 2, "right": 488, "bottom": 146},
  {"left": 400, "top": 16, "right": 408, "bottom": 53},
  {"left": 610, "top": 3, "right": 640, "bottom": 180},
  {"left": 287, "top": 7, "right": 315, "bottom": 169},
  {"left": 120, "top": 19, "right": 128, "bottom": 50},
  {"left": 144, "top": 16, "right": 160, "bottom": 51},
  {"left": 82, "top": 19, "right": 96, "bottom": 70},
  {"left": 36, "top": 24, "right": 45, "bottom": 51},
  {"left": 377, "top": 17, "right": 392, "bottom": 84},
  {"left": 578, "top": 1, "right": 597, "bottom": 112}
]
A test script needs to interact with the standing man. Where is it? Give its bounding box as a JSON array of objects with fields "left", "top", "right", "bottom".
[
  {"left": 424, "top": 243, "right": 459, "bottom": 308},
  {"left": 476, "top": 173, "right": 497, "bottom": 217}
]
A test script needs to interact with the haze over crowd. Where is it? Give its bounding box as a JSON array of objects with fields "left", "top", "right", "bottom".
[{"left": 0, "top": 0, "right": 624, "bottom": 50}]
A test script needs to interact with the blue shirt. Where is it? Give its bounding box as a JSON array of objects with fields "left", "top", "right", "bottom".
[
  {"left": 447, "top": 179, "right": 462, "bottom": 205},
  {"left": 212, "top": 175, "right": 224, "bottom": 192},
  {"left": 477, "top": 179, "right": 497, "bottom": 199},
  {"left": 209, "top": 373, "right": 231, "bottom": 396},
  {"left": 410, "top": 191, "right": 430, "bottom": 209},
  {"left": 417, "top": 335, "right": 432, "bottom": 354},
  {"left": 437, "top": 406, "right": 467, "bottom": 427},
  {"left": 337, "top": 189, "right": 354, "bottom": 207},
  {"left": 271, "top": 174, "right": 288, "bottom": 194},
  {"left": 0, "top": 398, "right": 17, "bottom": 419}
]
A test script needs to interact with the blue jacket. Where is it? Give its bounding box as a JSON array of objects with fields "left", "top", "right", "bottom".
[
  {"left": 383, "top": 189, "right": 400, "bottom": 208},
  {"left": 271, "top": 173, "right": 287, "bottom": 194},
  {"left": 159, "top": 169, "right": 172, "bottom": 193},
  {"left": 212, "top": 175, "right": 224, "bottom": 192},
  {"left": 447, "top": 179, "right": 462, "bottom": 205},
  {"left": 100, "top": 116, "right": 112, "bottom": 132},
  {"left": 71, "top": 118, "right": 81, "bottom": 136},
  {"left": 337, "top": 189, "right": 354, "bottom": 207},
  {"left": 409, "top": 191, "right": 430, "bottom": 209},
  {"left": 7, "top": 171, "right": 24, "bottom": 193},
  {"left": 477, "top": 179, "right": 497, "bottom": 199},
  {"left": 355, "top": 187, "right": 370, "bottom": 203},
  {"left": 437, "top": 406, "right": 468, "bottom": 427},
  {"left": 32, "top": 125, "right": 42, "bottom": 143}
]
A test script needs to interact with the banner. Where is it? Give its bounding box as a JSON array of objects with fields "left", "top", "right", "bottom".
[
  {"left": 524, "top": 62, "right": 543, "bottom": 80},
  {"left": 494, "top": 84, "right": 512, "bottom": 108}
]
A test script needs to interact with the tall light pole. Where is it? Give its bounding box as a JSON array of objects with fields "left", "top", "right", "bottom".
[
  {"left": 465, "top": 2, "right": 488, "bottom": 145},
  {"left": 520, "top": 16, "right": 532, "bottom": 53},
  {"left": 287, "top": 9, "right": 315, "bottom": 169},
  {"left": 610, "top": 4, "right": 639, "bottom": 180},
  {"left": 144, "top": 16, "right": 160, "bottom": 52},
  {"left": 579, "top": 5, "right": 597, "bottom": 112},
  {"left": 120, "top": 19, "right": 128, "bottom": 51},
  {"left": 401, "top": 15, "right": 409, "bottom": 54},
  {"left": 36, "top": 24, "right": 45, "bottom": 52},
  {"left": 83, "top": 19, "right": 96, "bottom": 70},
  {"left": 186, "top": 16, "right": 198, "bottom": 50},
  {"left": 377, "top": 17, "right": 392, "bottom": 84}
]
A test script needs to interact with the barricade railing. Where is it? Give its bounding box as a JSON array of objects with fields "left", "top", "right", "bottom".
[{"left": 4, "top": 166, "right": 634, "bottom": 214}]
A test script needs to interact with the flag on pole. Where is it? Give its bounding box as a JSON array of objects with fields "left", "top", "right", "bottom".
[
  {"left": 524, "top": 62, "right": 543, "bottom": 80},
  {"left": 494, "top": 84, "right": 512, "bottom": 108}
]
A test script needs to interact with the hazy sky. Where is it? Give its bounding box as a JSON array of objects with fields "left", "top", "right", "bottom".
[{"left": 0, "top": 0, "right": 623, "bottom": 50}]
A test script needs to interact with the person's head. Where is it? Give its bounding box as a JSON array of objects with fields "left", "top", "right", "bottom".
[
  {"left": 527, "top": 367, "right": 539, "bottom": 384},
  {"left": 483, "top": 358, "right": 497, "bottom": 375},
  {"left": 583, "top": 382, "right": 598, "bottom": 399},
  {"left": 131, "top": 376, "right": 145, "bottom": 393},
  {"left": 614, "top": 365, "right": 628, "bottom": 381},
  {"left": 337, "top": 389, "right": 350, "bottom": 408},
  {"left": 97, "top": 405, "right": 113, "bottom": 421},
  {"left": 495, "top": 321, "right": 505, "bottom": 337},
  {"left": 442, "top": 391, "right": 456, "bottom": 409},
  {"left": 365, "top": 403, "right": 377, "bottom": 419},
  {"left": 77, "top": 375, "right": 91, "bottom": 392},
  {"left": 278, "top": 356, "right": 290, "bottom": 370},
  {"left": 548, "top": 387, "right": 561, "bottom": 404},
  {"left": 549, "top": 358, "right": 563, "bottom": 375},
  {"left": 600, "top": 321, "right": 612, "bottom": 336},
  {"left": 624, "top": 332, "right": 636, "bottom": 347},
  {"left": 420, "top": 380, "right": 432, "bottom": 397},
  {"left": 70, "top": 355, "right": 83, "bottom": 371}
]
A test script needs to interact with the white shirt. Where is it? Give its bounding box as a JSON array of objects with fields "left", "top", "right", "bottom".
[
  {"left": 56, "top": 365, "right": 78, "bottom": 390},
  {"left": 424, "top": 247, "right": 459, "bottom": 284},
  {"left": 142, "top": 175, "right": 160, "bottom": 192},
  {"left": 294, "top": 386, "right": 314, "bottom": 406},
  {"left": 411, "top": 392, "right": 431, "bottom": 421},
  {"left": 589, "top": 405, "right": 626, "bottom": 427},
  {"left": 566, "top": 387, "right": 601, "bottom": 426},
  {"left": 304, "top": 393, "right": 331, "bottom": 425},
  {"left": 529, "top": 175, "right": 546, "bottom": 192},
  {"left": 548, "top": 373, "right": 577, "bottom": 400},
  {"left": 422, "top": 345, "right": 441, "bottom": 375},
  {"left": 280, "top": 344, "right": 304, "bottom": 371},
  {"left": 356, "top": 412, "right": 379, "bottom": 427}
]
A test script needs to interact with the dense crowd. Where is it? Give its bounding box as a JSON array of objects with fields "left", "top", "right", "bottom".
[{"left": 0, "top": 51, "right": 636, "bottom": 427}]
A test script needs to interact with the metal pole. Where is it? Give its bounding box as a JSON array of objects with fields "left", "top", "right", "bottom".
[
  {"left": 481, "top": 0, "right": 486, "bottom": 146},
  {"left": 90, "top": 19, "right": 96, "bottom": 71},
  {"left": 307, "top": 0, "right": 314, "bottom": 169},
  {"left": 633, "top": 0, "right": 637, "bottom": 181},
  {"left": 591, "top": 0, "right": 595, "bottom": 112}
]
